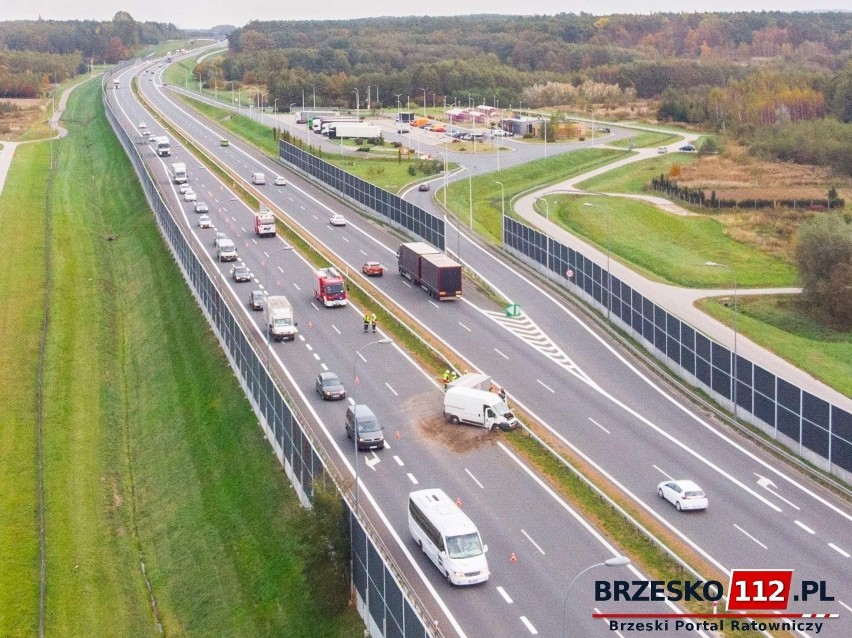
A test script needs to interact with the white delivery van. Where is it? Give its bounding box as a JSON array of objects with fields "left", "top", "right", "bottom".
[
  {"left": 408, "top": 489, "right": 489, "bottom": 586},
  {"left": 216, "top": 238, "right": 238, "bottom": 262},
  {"left": 443, "top": 386, "right": 518, "bottom": 430},
  {"left": 265, "top": 296, "right": 297, "bottom": 341},
  {"left": 251, "top": 171, "right": 266, "bottom": 185}
]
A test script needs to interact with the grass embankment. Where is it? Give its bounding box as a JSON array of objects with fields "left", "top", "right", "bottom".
[
  {"left": 608, "top": 130, "right": 681, "bottom": 149},
  {"left": 697, "top": 295, "right": 852, "bottom": 397},
  {"left": 537, "top": 194, "right": 798, "bottom": 288},
  {"left": 577, "top": 152, "right": 698, "bottom": 193},
  {"left": 0, "top": 77, "right": 360, "bottom": 637},
  {"left": 443, "top": 148, "right": 627, "bottom": 242}
]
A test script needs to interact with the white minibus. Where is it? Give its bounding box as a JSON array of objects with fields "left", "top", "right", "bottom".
[{"left": 408, "top": 489, "right": 489, "bottom": 585}]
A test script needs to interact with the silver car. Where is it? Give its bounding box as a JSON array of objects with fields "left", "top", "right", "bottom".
[{"left": 197, "top": 214, "right": 213, "bottom": 229}]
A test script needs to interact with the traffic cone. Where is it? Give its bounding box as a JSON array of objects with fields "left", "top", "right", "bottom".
[
  {"left": 509, "top": 552, "right": 517, "bottom": 563},
  {"left": 395, "top": 431, "right": 401, "bottom": 439},
  {"left": 355, "top": 376, "right": 360, "bottom": 384},
  {"left": 455, "top": 497, "right": 462, "bottom": 508},
  {"left": 308, "top": 320, "right": 313, "bottom": 328}
]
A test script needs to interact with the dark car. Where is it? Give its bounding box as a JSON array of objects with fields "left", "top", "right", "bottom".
[
  {"left": 231, "top": 265, "right": 252, "bottom": 282},
  {"left": 418, "top": 183, "right": 430, "bottom": 192},
  {"left": 248, "top": 290, "right": 266, "bottom": 310},
  {"left": 315, "top": 372, "right": 346, "bottom": 400},
  {"left": 679, "top": 144, "right": 696, "bottom": 152},
  {"left": 194, "top": 201, "right": 209, "bottom": 213}
]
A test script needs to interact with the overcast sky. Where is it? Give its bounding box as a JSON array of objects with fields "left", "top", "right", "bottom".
[{"left": 2, "top": 1, "right": 844, "bottom": 30}]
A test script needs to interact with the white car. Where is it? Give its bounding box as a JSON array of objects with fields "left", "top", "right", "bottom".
[
  {"left": 274, "top": 176, "right": 287, "bottom": 186},
  {"left": 329, "top": 213, "right": 346, "bottom": 226},
  {"left": 184, "top": 189, "right": 197, "bottom": 202},
  {"left": 178, "top": 183, "right": 191, "bottom": 194},
  {"left": 213, "top": 232, "right": 228, "bottom": 248},
  {"left": 657, "top": 480, "right": 708, "bottom": 511},
  {"left": 197, "top": 214, "right": 213, "bottom": 229},
  {"left": 138, "top": 121, "right": 147, "bottom": 129}
]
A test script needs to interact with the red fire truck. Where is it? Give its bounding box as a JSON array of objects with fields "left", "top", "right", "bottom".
[
  {"left": 254, "top": 207, "right": 276, "bottom": 237},
  {"left": 314, "top": 267, "right": 348, "bottom": 307}
]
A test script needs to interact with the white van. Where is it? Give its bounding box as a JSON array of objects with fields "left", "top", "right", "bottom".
[
  {"left": 251, "top": 171, "right": 266, "bottom": 185},
  {"left": 408, "top": 489, "right": 489, "bottom": 586},
  {"left": 443, "top": 386, "right": 518, "bottom": 430}
]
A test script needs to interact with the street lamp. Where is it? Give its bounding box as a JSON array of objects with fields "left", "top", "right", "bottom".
[
  {"left": 264, "top": 244, "right": 294, "bottom": 373},
  {"left": 353, "top": 88, "right": 360, "bottom": 120},
  {"left": 351, "top": 338, "right": 393, "bottom": 516},
  {"left": 563, "top": 555, "right": 630, "bottom": 637},
  {"left": 468, "top": 166, "right": 476, "bottom": 229},
  {"left": 536, "top": 196, "right": 551, "bottom": 279},
  {"left": 288, "top": 103, "right": 297, "bottom": 137},
  {"left": 705, "top": 261, "right": 739, "bottom": 417},
  {"left": 494, "top": 181, "right": 505, "bottom": 244},
  {"left": 584, "top": 201, "right": 610, "bottom": 320},
  {"left": 421, "top": 87, "right": 427, "bottom": 118}
]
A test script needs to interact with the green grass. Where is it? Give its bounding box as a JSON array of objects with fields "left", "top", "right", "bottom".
[
  {"left": 541, "top": 194, "right": 798, "bottom": 287},
  {"left": 576, "top": 153, "right": 698, "bottom": 193},
  {"left": 0, "top": 77, "right": 361, "bottom": 637},
  {"left": 0, "top": 141, "right": 47, "bottom": 638},
  {"left": 608, "top": 130, "right": 682, "bottom": 149},
  {"left": 443, "top": 148, "right": 627, "bottom": 242},
  {"left": 697, "top": 295, "right": 852, "bottom": 396}
]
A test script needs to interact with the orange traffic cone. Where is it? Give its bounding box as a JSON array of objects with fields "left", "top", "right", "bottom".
[
  {"left": 455, "top": 497, "right": 462, "bottom": 508},
  {"left": 509, "top": 552, "right": 517, "bottom": 563},
  {"left": 308, "top": 320, "right": 313, "bottom": 328},
  {"left": 395, "top": 431, "right": 401, "bottom": 439}
]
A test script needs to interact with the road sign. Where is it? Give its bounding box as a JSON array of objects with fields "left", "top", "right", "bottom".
[
  {"left": 505, "top": 303, "right": 521, "bottom": 318},
  {"left": 566, "top": 268, "right": 574, "bottom": 278}
]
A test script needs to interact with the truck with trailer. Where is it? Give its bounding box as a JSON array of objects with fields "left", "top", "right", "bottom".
[
  {"left": 328, "top": 123, "right": 382, "bottom": 139},
  {"left": 314, "top": 267, "right": 348, "bottom": 307},
  {"left": 171, "top": 162, "right": 187, "bottom": 184},
  {"left": 300, "top": 110, "right": 340, "bottom": 125},
  {"left": 443, "top": 386, "right": 518, "bottom": 431},
  {"left": 153, "top": 136, "right": 171, "bottom": 157},
  {"left": 266, "top": 296, "right": 298, "bottom": 341},
  {"left": 317, "top": 117, "right": 362, "bottom": 135},
  {"left": 254, "top": 206, "right": 276, "bottom": 237},
  {"left": 397, "top": 242, "right": 440, "bottom": 283},
  {"left": 398, "top": 245, "right": 462, "bottom": 300}
]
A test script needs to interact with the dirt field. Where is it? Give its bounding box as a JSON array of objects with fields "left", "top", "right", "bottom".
[{"left": 0, "top": 98, "right": 49, "bottom": 140}]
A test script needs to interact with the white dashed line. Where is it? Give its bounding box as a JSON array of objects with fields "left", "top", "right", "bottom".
[
  {"left": 458, "top": 322, "right": 472, "bottom": 332},
  {"left": 521, "top": 529, "right": 546, "bottom": 555},
  {"left": 298, "top": 335, "right": 305, "bottom": 342},
  {"left": 838, "top": 600, "right": 852, "bottom": 614},
  {"left": 360, "top": 249, "right": 368, "bottom": 256},
  {"left": 733, "top": 524, "right": 767, "bottom": 549},
  {"left": 393, "top": 456, "right": 404, "bottom": 466},
  {"left": 263, "top": 251, "right": 270, "bottom": 258},
  {"left": 594, "top": 608, "right": 625, "bottom": 638},
  {"left": 407, "top": 473, "right": 418, "bottom": 485},
  {"left": 277, "top": 266, "right": 284, "bottom": 273},
  {"left": 652, "top": 464, "right": 671, "bottom": 479},
  {"left": 310, "top": 302, "right": 319, "bottom": 311},
  {"left": 536, "top": 379, "right": 554, "bottom": 393},
  {"left": 588, "top": 418, "right": 610, "bottom": 434},
  {"left": 828, "top": 543, "right": 850, "bottom": 558},
  {"left": 496, "top": 586, "right": 513, "bottom": 604},
  {"left": 464, "top": 468, "right": 484, "bottom": 489},
  {"left": 305, "top": 344, "right": 313, "bottom": 351},
  {"left": 320, "top": 363, "right": 328, "bottom": 371},
  {"left": 794, "top": 520, "right": 815, "bottom": 534},
  {"left": 312, "top": 353, "right": 320, "bottom": 360},
  {"left": 494, "top": 348, "right": 509, "bottom": 360},
  {"left": 332, "top": 324, "right": 341, "bottom": 335},
  {"left": 341, "top": 236, "right": 350, "bottom": 243},
  {"left": 292, "top": 283, "right": 301, "bottom": 291},
  {"left": 519, "top": 616, "right": 538, "bottom": 635},
  {"left": 428, "top": 300, "right": 439, "bottom": 308},
  {"left": 385, "top": 383, "right": 398, "bottom": 396},
  {"left": 251, "top": 238, "right": 257, "bottom": 244}
]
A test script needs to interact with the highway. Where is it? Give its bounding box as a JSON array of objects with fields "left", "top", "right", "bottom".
[{"left": 114, "top": 56, "right": 850, "bottom": 637}]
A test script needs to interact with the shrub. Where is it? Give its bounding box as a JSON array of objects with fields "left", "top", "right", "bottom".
[{"left": 795, "top": 214, "right": 852, "bottom": 329}]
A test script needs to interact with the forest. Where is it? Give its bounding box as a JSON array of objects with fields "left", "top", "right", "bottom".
[
  {"left": 0, "top": 13, "right": 181, "bottom": 97},
  {"left": 192, "top": 12, "right": 851, "bottom": 172}
]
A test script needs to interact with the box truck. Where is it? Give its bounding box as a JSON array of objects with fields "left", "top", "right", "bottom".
[
  {"left": 443, "top": 387, "right": 518, "bottom": 431},
  {"left": 153, "top": 136, "right": 171, "bottom": 157},
  {"left": 419, "top": 253, "right": 462, "bottom": 300},
  {"left": 171, "top": 162, "right": 187, "bottom": 184},
  {"left": 266, "top": 296, "right": 297, "bottom": 341},
  {"left": 328, "top": 124, "right": 382, "bottom": 139},
  {"left": 397, "top": 242, "right": 440, "bottom": 283}
]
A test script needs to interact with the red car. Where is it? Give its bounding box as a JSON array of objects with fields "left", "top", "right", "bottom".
[{"left": 362, "top": 261, "right": 384, "bottom": 277}]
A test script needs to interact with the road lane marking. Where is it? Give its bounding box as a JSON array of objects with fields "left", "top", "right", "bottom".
[
  {"left": 828, "top": 543, "right": 849, "bottom": 558},
  {"left": 496, "top": 586, "right": 513, "bottom": 604},
  {"left": 838, "top": 600, "right": 852, "bottom": 614},
  {"left": 298, "top": 335, "right": 305, "bottom": 342},
  {"left": 393, "top": 456, "right": 404, "bottom": 466},
  {"left": 464, "top": 468, "right": 484, "bottom": 489},
  {"left": 494, "top": 348, "right": 509, "bottom": 360},
  {"left": 407, "top": 473, "right": 418, "bottom": 484},
  {"left": 594, "top": 608, "right": 625, "bottom": 638},
  {"left": 240, "top": 226, "right": 246, "bottom": 233},
  {"left": 332, "top": 324, "right": 341, "bottom": 335},
  {"left": 277, "top": 266, "right": 284, "bottom": 273},
  {"left": 536, "top": 379, "right": 554, "bottom": 393},
  {"left": 652, "top": 465, "right": 672, "bottom": 480},
  {"left": 310, "top": 302, "right": 319, "bottom": 311},
  {"left": 292, "top": 283, "right": 301, "bottom": 291},
  {"left": 794, "top": 520, "right": 815, "bottom": 534},
  {"left": 364, "top": 452, "right": 381, "bottom": 470},
  {"left": 428, "top": 300, "right": 439, "bottom": 308},
  {"left": 521, "top": 529, "right": 545, "bottom": 555},
  {"left": 312, "top": 353, "right": 320, "bottom": 360},
  {"left": 305, "top": 344, "right": 313, "bottom": 351},
  {"left": 733, "top": 524, "right": 767, "bottom": 549},
  {"left": 588, "top": 418, "right": 610, "bottom": 434},
  {"left": 320, "top": 363, "right": 328, "bottom": 371},
  {"left": 263, "top": 251, "right": 270, "bottom": 258},
  {"left": 385, "top": 382, "right": 398, "bottom": 396},
  {"left": 754, "top": 473, "right": 799, "bottom": 510},
  {"left": 520, "top": 616, "right": 538, "bottom": 635},
  {"left": 341, "top": 236, "right": 350, "bottom": 243},
  {"left": 458, "top": 322, "right": 472, "bottom": 332}
]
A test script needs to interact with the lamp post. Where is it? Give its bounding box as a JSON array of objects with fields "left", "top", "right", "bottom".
[
  {"left": 264, "top": 244, "right": 294, "bottom": 374},
  {"left": 705, "top": 261, "right": 739, "bottom": 417},
  {"left": 351, "top": 338, "right": 393, "bottom": 516},
  {"left": 468, "top": 166, "right": 476, "bottom": 229},
  {"left": 287, "top": 103, "right": 297, "bottom": 137},
  {"left": 494, "top": 181, "right": 505, "bottom": 244},
  {"left": 563, "top": 556, "right": 630, "bottom": 637},
  {"left": 536, "top": 196, "right": 551, "bottom": 280},
  {"left": 421, "top": 87, "right": 427, "bottom": 118},
  {"left": 353, "top": 88, "right": 360, "bottom": 120},
  {"left": 312, "top": 84, "right": 316, "bottom": 109},
  {"left": 584, "top": 201, "right": 610, "bottom": 320}
]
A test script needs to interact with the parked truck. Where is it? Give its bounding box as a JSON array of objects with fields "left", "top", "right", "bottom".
[
  {"left": 171, "top": 162, "right": 187, "bottom": 184},
  {"left": 300, "top": 110, "right": 340, "bottom": 125},
  {"left": 317, "top": 117, "right": 361, "bottom": 135},
  {"left": 419, "top": 253, "right": 462, "bottom": 300},
  {"left": 397, "top": 242, "right": 440, "bottom": 282},
  {"left": 266, "top": 296, "right": 298, "bottom": 341},
  {"left": 153, "top": 136, "right": 171, "bottom": 157},
  {"left": 314, "top": 267, "right": 348, "bottom": 307},
  {"left": 443, "top": 386, "right": 518, "bottom": 431},
  {"left": 328, "top": 124, "right": 382, "bottom": 139},
  {"left": 254, "top": 206, "right": 276, "bottom": 237}
]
